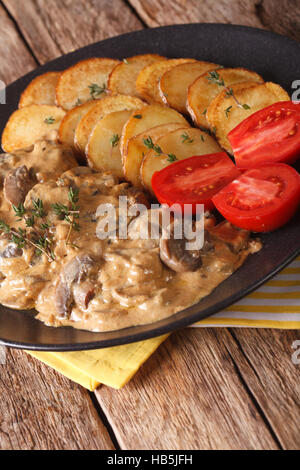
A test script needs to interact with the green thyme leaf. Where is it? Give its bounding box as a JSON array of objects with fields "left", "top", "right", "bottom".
[
  {"left": 88, "top": 83, "right": 106, "bottom": 99},
  {"left": 167, "top": 153, "right": 177, "bottom": 163},
  {"left": 225, "top": 105, "right": 232, "bottom": 118},
  {"left": 181, "top": 133, "right": 194, "bottom": 144},
  {"left": 0, "top": 220, "right": 10, "bottom": 233},
  {"left": 32, "top": 199, "right": 45, "bottom": 218},
  {"left": 12, "top": 203, "right": 26, "bottom": 220},
  {"left": 44, "top": 116, "right": 55, "bottom": 125},
  {"left": 110, "top": 134, "right": 120, "bottom": 148}
]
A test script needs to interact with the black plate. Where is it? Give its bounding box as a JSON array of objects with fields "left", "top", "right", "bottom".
[{"left": 0, "top": 24, "right": 299, "bottom": 351}]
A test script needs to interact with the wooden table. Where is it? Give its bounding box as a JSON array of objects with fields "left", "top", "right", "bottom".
[{"left": 0, "top": 0, "right": 299, "bottom": 450}]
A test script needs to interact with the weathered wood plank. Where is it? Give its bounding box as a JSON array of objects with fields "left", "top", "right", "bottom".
[
  {"left": 0, "top": 348, "right": 115, "bottom": 449},
  {"left": 128, "top": 0, "right": 300, "bottom": 41},
  {"left": 3, "top": 0, "right": 143, "bottom": 64},
  {"left": 227, "top": 329, "right": 300, "bottom": 450},
  {"left": 95, "top": 329, "right": 278, "bottom": 450},
  {"left": 0, "top": 5, "right": 37, "bottom": 84}
]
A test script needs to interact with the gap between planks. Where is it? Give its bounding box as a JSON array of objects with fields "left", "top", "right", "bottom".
[{"left": 0, "top": 0, "right": 40, "bottom": 65}]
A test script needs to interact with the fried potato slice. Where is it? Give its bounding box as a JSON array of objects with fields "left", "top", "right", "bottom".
[
  {"left": 136, "top": 58, "right": 196, "bottom": 103},
  {"left": 56, "top": 58, "right": 120, "bottom": 110},
  {"left": 141, "top": 127, "right": 222, "bottom": 194},
  {"left": 124, "top": 122, "right": 190, "bottom": 188},
  {"left": 159, "top": 61, "right": 219, "bottom": 114},
  {"left": 58, "top": 101, "right": 96, "bottom": 163},
  {"left": 19, "top": 72, "right": 61, "bottom": 108},
  {"left": 187, "top": 67, "right": 264, "bottom": 128},
  {"left": 108, "top": 54, "right": 166, "bottom": 99},
  {"left": 120, "top": 103, "right": 189, "bottom": 157},
  {"left": 2, "top": 105, "right": 66, "bottom": 153},
  {"left": 74, "top": 94, "right": 144, "bottom": 154},
  {"left": 206, "top": 81, "right": 290, "bottom": 153},
  {"left": 87, "top": 109, "right": 133, "bottom": 178}
]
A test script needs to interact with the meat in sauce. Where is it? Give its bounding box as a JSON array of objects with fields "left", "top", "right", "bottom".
[{"left": 0, "top": 137, "right": 261, "bottom": 332}]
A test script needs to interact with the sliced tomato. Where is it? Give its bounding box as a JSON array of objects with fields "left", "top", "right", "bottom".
[
  {"left": 151, "top": 152, "right": 241, "bottom": 213},
  {"left": 228, "top": 101, "right": 300, "bottom": 168},
  {"left": 212, "top": 163, "right": 300, "bottom": 232}
]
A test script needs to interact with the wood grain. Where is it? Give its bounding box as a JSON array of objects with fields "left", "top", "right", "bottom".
[
  {"left": 0, "top": 6, "right": 37, "bottom": 84},
  {"left": 228, "top": 329, "right": 300, "bottom": 450},
  {"left": 96, "top": 329, "right": 278, "bottom": 450},
  {"left": 2, "top": 0, "right": 143, "bottom": 64},
  {"left": 128, "top": 0, "right": 300, "bottom": 41},
  {"left": 0, "top": 348, "right": 115, "bottom": 450}
]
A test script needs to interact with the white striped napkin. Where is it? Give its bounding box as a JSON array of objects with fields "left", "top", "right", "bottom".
[{"left": 193, "top": 255, "right": 300, "bottom": 329}]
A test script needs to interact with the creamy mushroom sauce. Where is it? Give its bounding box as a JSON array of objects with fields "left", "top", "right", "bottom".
[{"left": 0, "top": 138, "right": 261, "bottom": 332}]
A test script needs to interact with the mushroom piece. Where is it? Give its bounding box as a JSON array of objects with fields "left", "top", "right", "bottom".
[
  {"left": 160, "top": 236, "right": 203, "bottom": 273},
  {"left": 159, "top": 217, "right": 211, "bottom": 273},
  {"left": 4, "top": 165, "right": 36, "bottom": 206},
  {"left": 1, "top": 243, "right": 23, "bottom": 259},
  {"left": 209, "top": 221, "right": 250, "bottom": 253},
  {"left": 73, "top": 281, "right": 95, "bottom": 310},
  {"left": 55, "top": 254, "right": 95, "bottom": 319}
]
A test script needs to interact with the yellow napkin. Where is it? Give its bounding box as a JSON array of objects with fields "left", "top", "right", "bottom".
[
  {"left": 27, "top": 334, "right": 168, "bottom": 390},
  {"left": 27, "top": 256, "right": 300, "bottom": 390}
]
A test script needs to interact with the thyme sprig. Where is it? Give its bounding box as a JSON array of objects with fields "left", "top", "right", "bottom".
[
  {"left": 207, "top": 70, "right": 251, "bottom": 112},
  {"left": 52, "top": 187, "right": 80, "bottom": 246},
  {"left": 181, "top": 132, "right": 194, "bottom": 144},
  {"left": 110, "top": 134, "right": 120, "bottom": 148},
  {"left": 44, "top": 116, "right": 55, "bottom": 124},
  {"left": 143, "top": 136, "right": 177, "bottom": 163},
  {"left": 225, "top": 105, "right": 232, "bottom": 118},
  {"left": 0, "top": 189, "right": 82, "bottom": 261},
  {"left": 0, "top": 211, "right": 55, "bottom": 262},
  {"left": 88, "top": 83, "right": 106, "bottom": 99}
]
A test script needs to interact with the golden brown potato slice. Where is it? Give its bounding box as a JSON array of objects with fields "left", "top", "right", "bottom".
[
  {"left": 140, "top": 127, "right": 222, "bottom": 194},
  {"left": 206, "top": 81, "right": 290, "bottom": 153},
  {"left": 187, "top": 67, "right": 264, "bottom": 128},
  {"left": 87, "top": 109, "right": 133, "bottom": 178},
  {"left": 74, "top": 94, "right": 144, "bottom": 154},
  {"left": 108, "top": 54, "right": 166, "bottom": 99},
  {"left": 124, "top": 122, "right": 190, "bottom": 188},
  {"left": 159, "top": 61, "right": 219, "bottom": 114},
  {"left": 56, "top": 58, "right": 120, "bottom": 110},
  {"left": 58, "top": 101, "right": 96, "bottom": 163},
  {"left": 19, "top": 72, "right": 61, "bottom": 108},
  {"left": 2, "top": 105, "right": 66, "bottom": 153},
  {"left": 136, "top": 58, "right": 196, "bottom": 103},
  {"left": 120, "top": 103, "right": 189, "bottom": 157}
]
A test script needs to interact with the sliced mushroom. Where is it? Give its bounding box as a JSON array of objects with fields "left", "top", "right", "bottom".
[
  {"left": 160, "top": 236, "right": 203, "bottom": 273},
  {"left": 73, "top": 281, "right": 95, "bottom": 310},
  {"left": 1, "top": 243, "right": 23, "bottom": 258},
  {"left": 159, "top": 211, "right": 220, "bottom": 273},
  {"left": 55, "top": 254, "right": 95, "bottom": 319},
  {"left": 4, "top": 165, "right": 36, "bottom": 206}
]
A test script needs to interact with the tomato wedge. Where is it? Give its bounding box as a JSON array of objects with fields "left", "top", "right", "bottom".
[
  {"left": 212, "top": 163, "right": 300, "bottom": 232},
  {"left": 228, "top": 101, "right": 300, "bottom": 168},
  {"left": 151, "top": 152, "right": 241, "bottom": 213}
]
